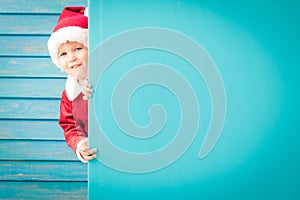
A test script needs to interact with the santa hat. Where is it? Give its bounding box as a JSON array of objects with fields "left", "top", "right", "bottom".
[{"left": 47, "top": 6, "right": 88, "bottom": 68}]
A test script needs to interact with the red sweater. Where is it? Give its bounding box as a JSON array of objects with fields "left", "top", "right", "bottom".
[{"left": 59, "top": 90, "right": 88, "bottom": 155}]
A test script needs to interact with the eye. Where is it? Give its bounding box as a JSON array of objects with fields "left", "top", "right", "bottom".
[
  {"left": 75, "top": 47, "right": 82, "bottom": 51},
  {"left": 59, "top": 52, "right": 67, "bottom": 57}
]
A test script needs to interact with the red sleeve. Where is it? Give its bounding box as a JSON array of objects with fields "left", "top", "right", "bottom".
[{"left": 58, "top": 90, "right": 87, "bottom": 154}]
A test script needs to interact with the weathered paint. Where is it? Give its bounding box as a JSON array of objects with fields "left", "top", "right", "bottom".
[{"left": 0, "top": 0, "right": 88, "bottom": 199}]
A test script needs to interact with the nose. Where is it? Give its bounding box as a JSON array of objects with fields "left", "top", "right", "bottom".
[{"left": 67, "top": 53, "right": 76, "bottom": 63}]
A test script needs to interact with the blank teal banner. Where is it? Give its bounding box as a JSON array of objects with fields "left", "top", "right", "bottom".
[{"left": 88, "top": 1, "right": 299, "bottom": 199}]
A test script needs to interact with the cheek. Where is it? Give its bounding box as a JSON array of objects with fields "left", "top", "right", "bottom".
[
  {"left": 59, "top": 61, "right": 69, "bottom": 72},
  {"left": 82, "top": 52, "right": 88, "bottom": 62},
  {"left": 81, "top": 49, "right": 88, "bottom": 62},
  {"left": 58, "top": 57, "right": 67, "bottom": 67}
]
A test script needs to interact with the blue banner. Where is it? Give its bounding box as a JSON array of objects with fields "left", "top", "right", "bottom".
[{"left": 88, "top": 1, "right": 299, "bottom": 199}]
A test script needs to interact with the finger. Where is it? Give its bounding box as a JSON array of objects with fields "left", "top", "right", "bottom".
[
  {"left": 81, "top": 147, "right": 97, "bottom": 156},
  {"left": 83, "top": 80, "right": 91, "bottom": 88},
  {"left": 84, "top": 91, "right": 93, "bottom": 97},
  {"left": 84, "top": 155, "right": 96, "bottom": 161},
  {"left": 81, "top": 83, "right": 93, "bottom": 92},
  {"left": 83, "top": 153, "right": 97, "bottom": 160},
  {"left": 80, "top": 150, "right": 90, "bottom": 156},
  {"left": 82, "top": 88, "right": 93, "bottom": 95},
  {"left": 82, "top": 91, "right": 93, "bottom": 100},
  {"left": 83, "top": 95, "right": 89, "bottom": 101},
  {"left": 88, "top": 148, "right": 97, "bottom": 155}
]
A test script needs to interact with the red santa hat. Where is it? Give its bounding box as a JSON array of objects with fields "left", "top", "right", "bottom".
[{"left": 47, "top": 6, "right": 88, "bottom": 68}]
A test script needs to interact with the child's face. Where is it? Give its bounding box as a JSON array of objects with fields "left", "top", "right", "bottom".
[{"left": 58, "top": 41, "right": 88, "bottom": 77}]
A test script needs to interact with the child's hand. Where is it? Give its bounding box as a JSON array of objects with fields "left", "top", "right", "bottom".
[
  {"left": 79, "top": 141, "right": 97, "bottom": 161},
  {"left": 80, "top": 79, "right": 93, "bottom": 100}
]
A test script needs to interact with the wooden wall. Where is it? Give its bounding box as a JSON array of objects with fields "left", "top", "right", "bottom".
[{"left": 0, "top": 0, "right": 88, "bottom": 199}]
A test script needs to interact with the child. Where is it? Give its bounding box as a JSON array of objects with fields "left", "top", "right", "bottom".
[{"left": 47, "top": 6, "right": 96, "bottom": 163}]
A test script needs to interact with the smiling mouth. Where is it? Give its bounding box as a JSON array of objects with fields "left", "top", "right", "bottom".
[{"left": 70, "top": 64, "right": 81, "bottom": 69}]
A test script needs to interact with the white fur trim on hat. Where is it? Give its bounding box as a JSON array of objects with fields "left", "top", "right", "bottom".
[{"left": 47, "top": 26, "right": 88, "bottom": 68}]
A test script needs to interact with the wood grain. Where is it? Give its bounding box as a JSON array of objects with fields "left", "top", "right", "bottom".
[
  {"left": 0, "top": 15, "right": 58, "bottom": 35},
  {"left": 0, "top": 99, "right": 60, "bottom": 119},
  {"left": 0, "top": 161, "right": 87, "bottom": 181},
  {"left": 0, "top": 0, "right": 87, "bottom": 13},
  {"left": 0, "top": 182, "right": 87, "bottom": 200},
  {"left": 0, "top": 78, "right": 65, "bottom": 98},
  {"left": 0, "top": 140, "right": 78, "bottom": 161},
  {"left": 0, "top": 120, "right": 63, "bottom": 140},
  {"left": 0, "top": 36, "right": 49, "bottom": 56},
  {"left": 0, "top": 1, "right": 89, "bottom": 199},
  {"left": 0, "top": 57, "right": 66, "bottom": 78}
]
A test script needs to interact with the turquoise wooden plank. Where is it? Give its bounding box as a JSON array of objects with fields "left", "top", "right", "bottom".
[
  {"left": 0, "top": 120, "right": 63, "bottom": 140},
  {"left": 0, "top": 78, "right": 65, "bottom": 98},
  {"left": 0, "top": 99, "right": 60, "bottom": 119},
  {"left": 0, "top": 140, "right": 77, "bottom": 160},
  {"left": 0, "top": 57, "right": 66, "bottom": 78},
  {"left": 0, "top": 1, "right": 89, "bottom": 199},
  {"left": 0, "top": 182, "right": 87, "bottom": 200},
  {"left": 0, "top": 36, "right": 49, "bottom": 56},
  {"left": 0, "top": 0, "right": 87, "bottom": 13},
  {"left": 0, "top": 161, "right": 87, "bottom": 181},
  {"left": 0, "top": 14, "right": 58, "bottom": 35}
]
